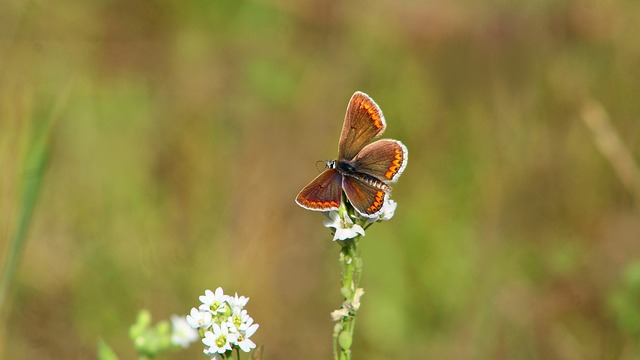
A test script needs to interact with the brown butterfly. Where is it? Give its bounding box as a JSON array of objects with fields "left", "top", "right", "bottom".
[{"left": 295, "top": 91, "right": 408, "bottom": 218}]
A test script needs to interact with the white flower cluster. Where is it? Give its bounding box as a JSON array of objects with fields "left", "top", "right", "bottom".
[
  {"left": 324, "top": 199, "right": 397, "bottom": 241},
  {"left": 186, "top": 287, "right": 259, "bottom": 359}
]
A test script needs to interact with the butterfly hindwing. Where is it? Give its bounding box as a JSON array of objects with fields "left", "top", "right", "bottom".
[
  {"left": 338, "top": 92, "right": 386, "bottom": 162},
  {"left": 351, "top": 139, "right": 408, "bottom": 183},
  {"left": 342, "top": 173, "right": 389, "bottom": 217},
  {"left": 295, "top": 168, "right": 342, "bottom": 212}
]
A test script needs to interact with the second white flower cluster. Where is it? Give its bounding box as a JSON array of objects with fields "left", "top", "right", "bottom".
[{"left": 186, "top": 287, "right": 259, "bottom": 359}]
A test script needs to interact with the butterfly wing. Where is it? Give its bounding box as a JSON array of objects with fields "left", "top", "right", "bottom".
[
  {"left": 342, "top": 174, "right": 390, "bottom": 217},
  {"left": 351, "top": 139, "right": 408, "bottom": 183},
  {"left": 338, "top": 92, "right": 386, "bottom": 162},
  {"left": 295, "top": 168, "right": 343, "bottom": 212}
]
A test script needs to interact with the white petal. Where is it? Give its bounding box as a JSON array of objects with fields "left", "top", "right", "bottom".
[
  {"left": 214, "top": 287, "right": 224, "bottom": 299},
  {"left": 343, "top": 214, "right": 354, "bottom": 225},
  {"left": 186, "top": 309, "right": 199, "bottom": 328},
  {"left": 200, "top": 289, "right": 214, "bottom": 303},
  {"left": 227, "top": 332, "right": 238, "bottom": 343},
  {"left": 202, "top": 331, "right": 216, "bottom": 346},
  {"left": 245, "top": 323, "right": 259, "bottom": 338},
  {"left": 238, "top": 339, "right": 256, "bottom": 352},
  {"left": 331, "top": 307, "right": 349, "bottom": 321},
  {"left": 323, "top": 211, "right": 341, "bottom": 229},
  {"left": 333, "top": 224, "right": 365, "bottom": 241}
]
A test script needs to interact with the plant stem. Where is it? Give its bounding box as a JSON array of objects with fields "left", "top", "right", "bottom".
[{"left": 334, "top": 236, "right": 363, "bottom": 360}]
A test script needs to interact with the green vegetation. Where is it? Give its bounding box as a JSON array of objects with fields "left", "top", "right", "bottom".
[{"left": 2, "top": 1, "right": 640, "bottom": 359}]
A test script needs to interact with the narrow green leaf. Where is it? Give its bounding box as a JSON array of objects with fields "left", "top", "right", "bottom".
[{"left": 97, "top": 339, "right": 120, "bottom": 360}]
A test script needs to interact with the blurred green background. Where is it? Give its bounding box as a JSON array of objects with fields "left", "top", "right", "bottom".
[{"left": 2, "top": 0, "right": 640, "bottom": 359}]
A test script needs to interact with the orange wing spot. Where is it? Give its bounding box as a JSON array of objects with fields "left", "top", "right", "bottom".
[
  {"left": 359, "top": 100, "right": 384, "bottom": 129},
  {"left": 369, "top": 112, "right": 383, "bottom": 127},
  {"left": 367, "top": 190, "right": 385, "bottom": 212},
  {"left": 358, "top": 100, "right": 384, "bottom": 129},
  {"left": 385, "top": 149, "right": 404, "bottom": 179},
  {"left": 304, "top": 199, "right": 339, "bottom": 208},
  {"left": 366, "top": 108, "right": 383, "bottom": 126}
]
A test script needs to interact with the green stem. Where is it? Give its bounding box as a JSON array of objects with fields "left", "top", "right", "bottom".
[
  {"left": 334, "top": 236, "right": 363, "bottom": 360},
  {"left": 333, "top": 325, "right": 340, "bottom": 360}
]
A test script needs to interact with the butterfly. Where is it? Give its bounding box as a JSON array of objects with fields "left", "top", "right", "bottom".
[{"left": 295, "top": 91, "right": 408, "bottom": 218}]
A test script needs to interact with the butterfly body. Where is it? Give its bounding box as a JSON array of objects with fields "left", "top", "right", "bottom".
[
  {"left": 333, "top": 160, "right": 389, "bottom": 192},
  {"left": 336, "top": 160, "right": 356, "bottom": 174},
  {"left": 296, "top": 92, "right": 407, "bottom": 218}
]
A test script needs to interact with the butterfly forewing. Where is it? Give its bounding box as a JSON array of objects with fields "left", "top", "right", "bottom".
[
  {"left": 295, "top": 169, "right": 342, "bottom": 212},
  {"left": 338, "top": 92, "right": 386, "bottom": 162},
  {"left": 352, "top": 139, "right": 408, "bottom": 183},
  {"left": 342, "top": 174, "right": 390, "bottom": 217}
]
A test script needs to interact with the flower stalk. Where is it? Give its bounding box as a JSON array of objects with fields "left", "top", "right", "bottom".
[
  {"left": 333, "top": 236, "right": 363, "bottom": 360},
  {"left": 321, "top": 196, "right": 399, "bottom": 360}
]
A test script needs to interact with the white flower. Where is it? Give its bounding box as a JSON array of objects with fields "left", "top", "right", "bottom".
[
  {"left": 190, "top": 288, "right": 259, "bottom": 356},
  {"left": 171, "top": 314, "right": 199, "bottom": 348},
  {"left": 323, "top": 211, "right": 365, "bottom": 241},
  {"left": 199, "top": 288, "right": 228, "bottom": 314},
  {"left": 226, "top": 307, "right": 259, "bottom": 352},
  {"left": 330, "top": 288, "right": 364, "bottom": 322},
  {"left": 330, "top": 307, "right": 349, "bottom": 321},
  {"left": 350, "top": 288, "right": 365, "bottom": 311},
  {"left": 228, "top": 308, "right": 252, "bottom": 332},
  {"left": 235, "top": 322, "right": 259, "bottom": 352},
  {"left": 186, "top": 307, "right": 213, "bottom": 329},
  {"left": 227, "top": 292, "right": 249, "bottom": 310},
  {"left": 367, "top": 199, "right": 397, "bottom": 223},
  {"left": 202, "top": 323, "right": 237, "bottom": 355}
]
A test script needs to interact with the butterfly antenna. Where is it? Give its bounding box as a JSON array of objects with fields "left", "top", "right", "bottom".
[{"left": 315, "top": 160, "right": 326, "bottom": 172}]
